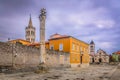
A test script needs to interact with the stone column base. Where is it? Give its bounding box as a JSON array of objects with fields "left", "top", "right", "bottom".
[
  {"left": 80, "top": 63, "right": 89, "bottom": 68},
  {"left": 71, "top": 64, "right": 80, "bottom": 67}
]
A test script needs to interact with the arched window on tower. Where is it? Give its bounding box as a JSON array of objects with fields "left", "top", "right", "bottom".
[
  {"left": 27, "top": 31, "right": 30, "bottom": 36},
  {"left": 31, "top": 31, "right": 35, "bottom": 35},
  {"left": 90, "top": 46, "right": 93, "bottom": 48}
]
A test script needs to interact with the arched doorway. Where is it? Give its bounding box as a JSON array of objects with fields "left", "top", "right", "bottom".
[
  {"left": 80, "top": 56, "right": 82, "bottom": 64},
  {"left": 99, "top": 58, "right": 102, "bottom": 63},
  {"left": 92, "top": 57, "right": 94, "bottom": 63}
]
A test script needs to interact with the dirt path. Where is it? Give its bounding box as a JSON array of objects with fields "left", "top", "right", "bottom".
[
  {"left": 0, "top": 65, "right": 117, "bottom": 80},
  {"left": 109, "top": 64, "right": 120, "bottom": 80}
]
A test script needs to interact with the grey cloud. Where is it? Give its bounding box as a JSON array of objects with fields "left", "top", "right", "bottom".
[
  {"left": 0, "top": 0, "right": 120, "bottom": 53},
  {"left": 0, "top": 0, "right": 36, "bottom": 17}
]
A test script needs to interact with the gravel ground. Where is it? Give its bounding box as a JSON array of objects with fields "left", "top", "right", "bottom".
[{"left": 0, "top": 64, "right": 117, "bottom": 80}]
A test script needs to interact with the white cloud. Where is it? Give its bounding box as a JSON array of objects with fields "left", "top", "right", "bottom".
[
  {"left": 68, "top": 7, "right": 115, "bottom": 28},
  {"left": 47, "top": 7, "right": 115, "bottom": 30},
  {"left": 77, "top": 0, "right": 94, "bottom": 11},
  {"left": 94, "top": 20, "right": 115, "bottom": 29},
  {"left": 98, "top": 42, "right": 115, "bottom": 49},
  {"left": 47, "top": 10, "right": 64, "bottom": 26}
]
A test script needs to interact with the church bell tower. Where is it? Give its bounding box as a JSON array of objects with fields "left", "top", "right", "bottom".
[
  {"left": 90, "top": 40, "right": 95, "bottom": 55},
  {"left": 25, "top": 15, "right": 36, "bottom": 43}
]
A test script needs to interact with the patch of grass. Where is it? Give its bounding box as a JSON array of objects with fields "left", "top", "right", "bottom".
[
  {"left": 34, "top": 64, "right": 49, "bottom": 74},
  {"left": 34, "top": 69, "right": 48, "bottom": 74}
]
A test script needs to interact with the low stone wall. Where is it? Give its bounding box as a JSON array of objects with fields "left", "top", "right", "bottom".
[
  {"left": 46, "top": 50, "right": 70, "bottom": 67},
  {"left": 0, "top": 42, "right": 70, "bottom": 69},
  {"left": 0, "top": 42, "right": 13, "bottom": 66},
  {"left": 0, "top": 42, "right": 40, "bottom": 68}
]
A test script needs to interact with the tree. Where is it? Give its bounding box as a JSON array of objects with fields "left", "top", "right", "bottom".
[
  {"left": 118, "top": 55, "right": 120, "bottom": 62},
  {"left": 112, "top": 54, "right": 119, "bottom": 62}
]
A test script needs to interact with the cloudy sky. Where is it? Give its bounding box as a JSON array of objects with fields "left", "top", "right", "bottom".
[{"left": 0, "top": 0, "right": 120, "bottom": 54}]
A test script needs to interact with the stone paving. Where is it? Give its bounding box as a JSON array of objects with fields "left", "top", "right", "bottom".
[
  {"left": 110, "top": 64, "right": 120, "bottom": 80},
  {"left": 0, "top": 64, "right": 118, "bottom": 80}
]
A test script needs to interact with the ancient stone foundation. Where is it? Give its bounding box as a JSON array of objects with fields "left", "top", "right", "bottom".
[
  {"left": 0, "top": 42, "right": 70, "bottom": 69},
  {"left": 71, "top": 64, "right": 80, "bottom": 67},
  {"left": 81, "top": 63, "right": 89, "bottom": 68}
]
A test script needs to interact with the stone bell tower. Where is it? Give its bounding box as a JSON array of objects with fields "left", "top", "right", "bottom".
[
  {"left": 90, "top": 40, "right": 95, "bottom": 56},
  {"left": 25, "top": 15, "right": 36, "bottom": 43},
  {"left": 39, "top": 8, "right": 46, "bottom": 63}
]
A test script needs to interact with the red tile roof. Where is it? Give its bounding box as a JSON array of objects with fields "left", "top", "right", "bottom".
[
  {"left": 28, "top": 42, "right": 39, "bottom": 46},
  {"left": 8, "top": 39, "right": 30, "bottom": 43},
  {"left": 28, "top": 42, "right": 49, "bottom": 46},
  {"left": 50, "top": 33, "right": 69, "bottom": 40},
  {"left": 115, "top": 51, "right": 120, "bottom": 54},
  {"left": 49, "top": 33, "right": 89, "bottom": 45}
]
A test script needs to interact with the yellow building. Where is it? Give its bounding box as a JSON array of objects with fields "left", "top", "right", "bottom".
[{"left": 46, "top": 33, "right": 90, "bottom": 67}]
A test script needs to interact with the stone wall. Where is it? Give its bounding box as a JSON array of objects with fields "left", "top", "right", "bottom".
[
  {"left": 0, "top": 42, "right": 13, "bottom": 66},
  {"left": 0, "top": 42, "right": 70, "bottom": 68},
  {"left": 94, "top": 56, "right": 109, "bottom": 63},
  {"left": 46, "top": 50, "right": 70, "bottom": 67}
]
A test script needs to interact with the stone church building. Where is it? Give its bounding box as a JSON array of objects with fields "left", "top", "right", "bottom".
[
  {"left": 89, "top": 41, "right": 109, "bottom": 63},
  {"left": 94, "top": 49, "right": 109, "bottom": 63}
]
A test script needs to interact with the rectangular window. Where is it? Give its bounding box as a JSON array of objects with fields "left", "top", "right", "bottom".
[
  {"left": 76, "top": 45, "right": 79, "bottom": 51},
  {"left": 59, "top": 43, "right": 63, "bottom": 51},
  {"left": 84, "top": 48, "right": 85, "bottom": 52},
  {"left": 50, "top": 45, "right": 54, "bottom": 50},
  {"left": 72, "top": 43, "right": 75, "bottom": 50},
  {"left": 80, "top": 46, "right": 82, "bottom": 51}
]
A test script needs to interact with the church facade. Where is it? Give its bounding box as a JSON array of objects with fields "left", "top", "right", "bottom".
[
  {"left": 94, "top": 49, "right": 109, "bottom": 63},
  {"left": 89, "top": 40, "right": 109, "bottom": 63}
]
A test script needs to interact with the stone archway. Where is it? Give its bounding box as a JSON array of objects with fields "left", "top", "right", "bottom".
[
  {"left": 99, "top": 58, "right": 102, "bottom": 63},
  {"left": 92, "top": 57, "right": 94, "bottom": 63}
]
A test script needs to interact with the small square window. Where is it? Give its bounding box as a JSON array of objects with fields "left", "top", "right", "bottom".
[
  {"left": 72, "top": 43, "right": 75, "bottom": 50},
  {"left": 59, "top": 44, "right": 63, "bottom": 51},
  {"left": 50, "top": 45, "right": 54, "bottom": 50}
]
